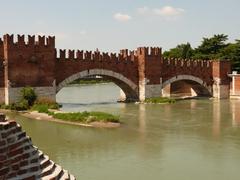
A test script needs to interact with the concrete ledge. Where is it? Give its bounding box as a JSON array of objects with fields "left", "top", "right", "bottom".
[{"left": 5, "top": 87, "right": 56, "bottom": 104}]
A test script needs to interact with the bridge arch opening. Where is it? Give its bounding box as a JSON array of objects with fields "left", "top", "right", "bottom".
[
  {"left": 56, "top": 69, "right": 138, "bottom": 103},
  {"left": 162, "top": 75, "right": 212, "bottom": 98}
]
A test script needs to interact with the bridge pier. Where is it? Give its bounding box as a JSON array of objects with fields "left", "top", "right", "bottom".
[
  {"left": 212, "top": 82, "right": 230, "bottom": 99},
  {"left": 212, "top": 61, "right": 231, "bottom": 99}
]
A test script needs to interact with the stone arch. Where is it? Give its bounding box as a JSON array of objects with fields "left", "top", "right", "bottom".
[
  {"left": 162, "top": 75, "right": 212, "bottom": 96},
  {"left": 56, "top": 69, "right": 139, "bottom": 101}
]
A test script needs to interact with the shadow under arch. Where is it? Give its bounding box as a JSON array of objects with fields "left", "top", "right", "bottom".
[
  {"left": 162, "top": 75, "right": 212, "bottom": 97},
  {"left": 56, "top": 69, "right": 139, "bottom": 101}
]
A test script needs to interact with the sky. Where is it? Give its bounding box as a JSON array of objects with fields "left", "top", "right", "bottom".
[{"left": 0, "top": 0, "right": 240, "bottom": 52}]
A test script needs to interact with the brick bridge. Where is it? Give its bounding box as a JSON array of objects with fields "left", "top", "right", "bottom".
[{"left": 0, "top": 34, "right": 231, "bottom": 104}]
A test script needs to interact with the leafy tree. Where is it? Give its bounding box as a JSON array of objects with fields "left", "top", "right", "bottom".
[
  {"left": 193, "top": 34, "right": 228, "bottom": 59},
  {"left": 220, "top": 40, "right": 240, "bottom": 71},
  {"left": 163, "top": 43, "right": 193, "bottom": 59},
  {"left": 163, "top": 34, "right": 240, "bottom": 71}
]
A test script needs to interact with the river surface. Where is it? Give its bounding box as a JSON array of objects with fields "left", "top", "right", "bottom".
[{"left": 9, "top": 83, "right": 240, "bottom": 180}]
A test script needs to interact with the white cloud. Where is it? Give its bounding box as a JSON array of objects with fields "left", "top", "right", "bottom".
[
  {"left": 153, "top": 6, "right": 185, "bottom": 17},
  {"left": 113, "top": 13, "right": 132, "bottom": 22},
  {"left": 137, "top": 6, "right": 185, "bottom": 20}
]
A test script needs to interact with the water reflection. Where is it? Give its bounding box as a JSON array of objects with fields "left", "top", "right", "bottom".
[
  {"left": 9, "top": 84, "right": 240, "bottom": 180},
  {"left": 212, "top": 100, "right": 221, "bottom": 138},
  {"left": 138, "top": 104, "right": 146, "bottom": 133},
  {"left": 231, "top": 100, "right": 240, "bottom": 127}
]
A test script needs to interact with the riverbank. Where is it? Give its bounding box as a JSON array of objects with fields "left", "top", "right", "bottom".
[
  {"left": 22, "top": 111, "right": 121, "bottom": 128},
  {"left": 0, "top": 109, "right": 121, "bottom": 128}
]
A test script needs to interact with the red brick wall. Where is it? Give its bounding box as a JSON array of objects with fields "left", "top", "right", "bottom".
[
  {"left": 55, "top": 49, "right": 139, "bottom": 86},
  {"left": 3, "top": 34, "right": 55, "bottom": 87},
  {"left": 161, "top": 59, "right": 213, "bottom": 86},
  {"left": 212, "top": 61, "right": 231, "bottom": 84}
]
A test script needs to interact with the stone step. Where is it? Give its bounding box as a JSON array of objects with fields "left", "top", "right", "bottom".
[
  {"left": 59, "top": 170, "right": 70, "bottom": 180},
  {"left": 40, "top": 155, "right": 50, "bottom": 166},
  {"left": 69, "top": 174, "right": 76, "bottom": 180},
  {"left": 40, "top": 156, "right": 51, "bottom": 170},
  {"left": 39, "top": 160, "right": 55, "bottom": 177},
  {"left": 41, "top": 164, "right": 63, "bottom": 180},
  {"left": 12, "top": 155, "right": 54, "bottom": 180},
  {"left": 7, "top": 140, "right": 35, "bottom": 163}
]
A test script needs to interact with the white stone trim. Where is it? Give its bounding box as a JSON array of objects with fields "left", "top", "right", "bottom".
[
  {"left": 57, "top": 69, "right": 138, "bottom": 92},
  {"left": 162, "top": 75, "right": 209, "bottom": 90}
]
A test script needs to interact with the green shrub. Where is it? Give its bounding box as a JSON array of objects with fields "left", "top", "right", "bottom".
[
  {"left": 15, "top": 99, "right": 29, "bottom": 111},
  {"left": 0, "top": 104, "right": 10, "bottom": 109},
  {"left": 9, "top": 103, "right": 17, "bottom": 110},
  {"left": 20, "top": 87, "right": 37, "bottom": 106},
  {"left": 0, "top": 100, "right": 28, "bottom": 111}
]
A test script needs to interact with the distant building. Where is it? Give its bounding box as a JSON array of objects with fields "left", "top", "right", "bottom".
[{"left": 228, "top": 71, "right": 240, "bottom": 98}]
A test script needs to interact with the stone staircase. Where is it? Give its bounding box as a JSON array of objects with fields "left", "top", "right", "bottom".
[{"left": 0, "top": 114, "right": 76, "bottom": 180}]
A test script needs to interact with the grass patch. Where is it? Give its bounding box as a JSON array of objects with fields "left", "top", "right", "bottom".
[
  {"left": 52, "top": 111, "right": 119, "bottom": 123},
  {"left": 34, "top": 98, "right": 61, "bottom": 109},
  {"left": 30, "top": 104, "right": 119, "bottom": 124},
  {"left": 144, "top": 97, "right": 176, "bottom": 104},
  {"left": 31, "top": 104, "right": 50, "bottom": 113}
]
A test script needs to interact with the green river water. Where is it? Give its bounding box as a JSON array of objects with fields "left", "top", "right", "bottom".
[{"left": 8, "top": 83, "right": 240, "bottom": 180}]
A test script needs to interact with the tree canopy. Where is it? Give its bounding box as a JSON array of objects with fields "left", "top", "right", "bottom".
[{"left": 163, "top": 34, "right": 240, "bottom": 71}]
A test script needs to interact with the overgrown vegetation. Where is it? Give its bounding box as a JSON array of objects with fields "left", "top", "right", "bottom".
[
  {"left": 52, "top": 111, "right": 119, "bottom": 123},
  {"left": 144, "top": 97, "right": 176, "bottom": 104},
  {"left": 31, "top": 104, "right": 50, "bottom": 113},
  {"left": 30, "top": 104, "right": 119, "bottom": 123},
  {"left": 163, "top": 34, "right": 240, "bottom": 71},
  {"left": 33, "top": 98, "right": 61, "bottom": 110},
  {"left": 0, "top": 87, "right": 60, "bottom": 111},
  {"left": 0, "top": 87, "right": 37, "bottom": 111}
]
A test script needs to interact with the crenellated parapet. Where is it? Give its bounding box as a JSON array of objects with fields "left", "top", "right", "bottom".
[
  {"left": 137, "top": 47, "right": 162, "bottom": 57},
  {"left": 162, "top": 57, "right": 212, "bottom": 69},
  {"left": 56, "top": 48, "right": 139, "bottom": 63},
  {"left": 3, "top": 34, "right": 55, "bottom": 49}
]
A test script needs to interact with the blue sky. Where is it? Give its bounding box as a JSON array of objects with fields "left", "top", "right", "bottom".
[{"left": 0, "top": 0, "right": 239, "bottom": 52}]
